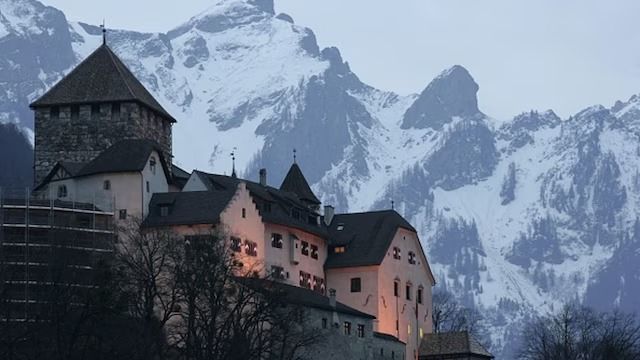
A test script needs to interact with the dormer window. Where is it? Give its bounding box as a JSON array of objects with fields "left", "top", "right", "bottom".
[
  {"left": 334, "top": 246, "right": 346, "bottom": 254},
  {"left": 57, "top": 185, "right": 67, "bottom": 198},
  {"left": 337, "top": 223, "right": 345, "bottom": 231},
  {"left": 159, "top": 205, "right": 170, "bottom": 217},
  {"left": 149, "top": 156, "right": 157, "bottom": 174}
]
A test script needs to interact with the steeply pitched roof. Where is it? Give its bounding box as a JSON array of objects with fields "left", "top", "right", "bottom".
[
  {"left": 76, "top": 139, "right": 169, "bottom": 177},
  {"left": 238, "top": 278, "right": 375, "bottom": 319},
  {"left": 193, "top": 171, "right": 327, "bottom": 237},
  {"left": 143, "top": 190, "right": 236, "bottom": 227},
  {"left": 419, "top": 332, "right": 494, "bottom": 359},
  {"left": 30, "top": 44, "right": 176, "bottom": 123},
  {"left": 280, "top": 163, "right": 320, "bottom": 205},
  {"left": 171, "top": 164, "right": 190, "bottom": 189},
  {"left": 324, "top": 210, "right": 416, "bottom": 269}
]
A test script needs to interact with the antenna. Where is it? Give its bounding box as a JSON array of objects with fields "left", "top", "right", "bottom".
[{"left": 100, "top": 20, "right": 106, "bottom": 45}]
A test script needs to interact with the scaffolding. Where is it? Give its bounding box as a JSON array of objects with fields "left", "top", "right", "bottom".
[{"left": 0, "top": 187, "right": 116, "bottom": 322}]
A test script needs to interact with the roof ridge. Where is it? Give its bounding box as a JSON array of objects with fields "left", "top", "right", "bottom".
[{"left": 104, "top": 45, "right": 139, "bottom": 102}]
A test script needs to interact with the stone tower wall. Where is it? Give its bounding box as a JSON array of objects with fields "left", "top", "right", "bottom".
[{"left": 34, "top": 101, "right": 172, "bottom": 184}]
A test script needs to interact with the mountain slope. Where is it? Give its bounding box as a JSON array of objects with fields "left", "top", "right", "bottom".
[{"left": 1, "top": 0, "right": 640, "bottom": 357}]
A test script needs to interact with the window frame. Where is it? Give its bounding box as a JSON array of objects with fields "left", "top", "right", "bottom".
[
  {"left": 57, "top": 185, "right": 67, "bottom": 198},
  {"left": 350, "top": 277, "right": 362, "bottom": 293},
  {"left": 343, "top": 321, "right": 352, "bottom": 336},
  {"left": 310, "top": 244, "right": 319, "bottom": 259},
  {"left": 301, "top": 241, "right": 309, "bottom": 256},
  {"left": 357, "top": 324, "right": 365, "bottom": 338},
  {"left": 271, "top": 233, "right": 283, "bottom": 249}
]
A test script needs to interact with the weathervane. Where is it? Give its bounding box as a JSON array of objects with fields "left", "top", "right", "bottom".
[
  {"left": 391, "top": 200, "right": 395, "bottom": 210},
  {"left": 100, "top": 20, "right": 107, "bottom": 45},
  {"left": 293, "top": 148, "right": 297, "bottom": 164},
  {"left": 230, "top": 147, "right": 237, "bottom": 178}
]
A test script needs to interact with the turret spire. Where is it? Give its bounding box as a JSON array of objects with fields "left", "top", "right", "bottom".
[
  {"left": 230, "top": 147, "right": 237, "bottom": 178},
  {"left": 100, "top": 20, "right": 106, "bottom": 45}
]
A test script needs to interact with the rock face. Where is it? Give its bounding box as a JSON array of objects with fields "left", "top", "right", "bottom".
[
  {"left": 0, "top": 122, "right": 32, "bottom": 189},
  {"left": 2, "top": 0, "right": 640, "bottom": 357}
]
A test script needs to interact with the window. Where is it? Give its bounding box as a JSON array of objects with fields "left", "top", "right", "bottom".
[
  {"left": 336, "top": 223, "right": 344, "bottom": 231},
  {"left": 299, "top": 271, "right": 311, "bottom": 289},
  {"left": 334, "top": 246, "right": 346, "bottom": 254},
  {"left": 322, "top": 318, "right": 328, "bottom": 329},
  {"left": 393, "top": 247, "right": 401, "bottom": 260},
  {"left": 70, "top": 105, "right": 79, "bottom": 122},
  {"left": 417, "top": 287, "right": 424, "bottom": 304},
  {"left": 91, "top": 104, "right": 100, "bottom": 119},
  {"left": 103, "top": 180, "right": 111, "bottom": 190},
  {"left": 406, "top": 283, "right": 412, "bottom": 301},
  {"left": 301, "top": 241, "right": 309, "bottom": 256},
  {"left": 394, "top": 280, "right": 399, "bottom": 297},
  {"left": 230, "top": 237, "right": 242, "bottom": 252},
  {"left": 57, "top": 185, "right": 67, "bottom": 198},
  {"left": 244, "top": 240, "right": 258, "bottom": 256},
  {"left": 149, "top": 156, "right": 156, "bottom": 174},
  {"left": 50, "top": 106, "right": 60, "bottom": 120},
  {"left": 313, "top": 276, "right": 325, "bottom": 294},
  {"left": 271, "top": 265, "right": 285, "bottom": 280},
  {"left": 146, "top": 181, "right": 150, "bottom": 193},
  {"left": 343, "top": 321, "right": 352, "bottom": 336},
  {"left": 271, "top": 233, "right": 283, "bottom": 249},
  {"left": 357, "top": 324, "right": 365, "bottom": 338},
  {"left": 119, "top": 209, "right": 127, "bottom": 220},
  {"left": 408, "top": 251, "right": 416, "bottom": 265},
  {"left": 350, "top": 277, "right": 362, "bottom": 293},
  {"left": 242, "top": 208, "right": 246, "bottom": 218},
  {"left": 408, "top": 324, "right": 411, "bottom": 335},
  {"left": 310, "top": 244, "right": 318, "bottom": 259},
  {"left": 160, "top": 205, "right": 169, "bottom": 217},
  {"left": 419, "top": 327, "right": 424, "bottom": 339},
  {"left": 111, "top": 103, "right": 121, "bottom": 120}
]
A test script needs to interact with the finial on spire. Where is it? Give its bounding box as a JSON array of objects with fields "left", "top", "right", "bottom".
[
  {"left": 100, "top": 20, "right": 107, "bottom": 45},
  {"left": 293, "top": 148, "right": 297, "bottom": 164},
  {"left": 391, "top": 200, "right": 395, "bottom": 210},
  {"left": 231, "top": 147, "right": 237, "bottom": 178}
]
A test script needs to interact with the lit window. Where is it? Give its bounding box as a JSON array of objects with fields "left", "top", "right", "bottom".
[
  {"left": 350, "top": 277, "right": 362, "bottom": 293},
  {"left": 311, "top": 244, "right": 319, "bottom": 259},
  {"left": 343, "top": 321, "right": 352, "bottom": 336},
  {"left": 357, "top": 324, "right": 365, "bottom": 338},
  {"left": 301, "top": 241, "right": 309, "bottom": 256},
  {"left": 103, "top": 180, "right": 111, "bottom": 190},
  {"left": 336, "top": 223, "right": 344, "bottom": 231},
  {"left": 271, "top": 233, "right": 283, "bottom": 249},
  {"left": 334, "top": 246, "right": 346, "bottom": 254},
  {"left": 57, "top": 185, "right": 67, "bottom": 198},
  {"left": 393, "top": 247, "right": 401, "bottom": 260},
  {"left": 149, "top": 156, "right": 156, "bottom": 174},
  {"left": 420, "top": 327, "right": 424, "bottom": 338},
  {"left": 408, "top": 324, "right": 411, "bottom": 335}
]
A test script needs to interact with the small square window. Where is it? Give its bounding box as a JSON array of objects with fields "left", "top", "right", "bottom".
[
  {"left": 408, "top": 251, "right": 416, "bottom": 265},
  {"left": 350, "top": 277, "right": 361, "bottom": 293},
  {"left": 393, "top": 247, "right": 401, "bottom": 260},
  {"left": 103, "top": 180, "right": 111, "bottom": 190},
  {"left": 271, "top": 266, "right": 285, "bottom": 280},
  {"left": 119, "top": 209, "right": 127, "bottom": 220},
  {"left": 230, "top": 237, "right": 241, "bottom": 252},
  {"left": 334, "top": 246, "right": 345, "bottom": 254},
  {"left": 244, "top": 240, "right": 257, "bottom": 257},
  {"left": 271, "top": 233, "right": 283, "bottom": 249},
  {"left": 160, "top": 206, "right": 169, "bottom": 217},
  {"left": 313, "top": 276, "right": 325, "bottom": 294}
]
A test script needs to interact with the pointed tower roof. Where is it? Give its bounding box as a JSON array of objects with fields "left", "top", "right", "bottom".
[
  {"left": 30, "top": 44, "right": 176, "bottom": 123},
  {"left": 280, "top": 163, "right": 320, "bottom": 205}
]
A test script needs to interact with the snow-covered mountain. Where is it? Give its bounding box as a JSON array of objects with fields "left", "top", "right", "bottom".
[{"left": 2, "top": 0, "right": 640, "bottom": 357}]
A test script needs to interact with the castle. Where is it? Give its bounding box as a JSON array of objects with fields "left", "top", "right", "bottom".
[{"left": 28, "top": 42, "right": 436, "bottom": 360}]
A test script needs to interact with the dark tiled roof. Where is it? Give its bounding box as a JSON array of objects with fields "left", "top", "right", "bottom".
[
  {"left": 419, "top": 332, "right": 493, "bottom": 359},
  {"left": 238, "top": 278, "right": 375, "bottom": 319},
  {"left": 171, "top": 164, "right": 190, "bottom": 189},
  {"left": 280, "top": 163, "right": 321, "bottom": 205},
  {"left": 194, "top": 171, "right": 327, "bottom": 238},
  {"left": 325, "top": 210, "right": 416, "bottom": 269},
  {"left": 142, "top": 190, "right": 236, "bottom": 227},
  {"left": 373, "top": 332, "right": 406, "bottom": 344},
  {"left": 59, "top": 161, "right": 86, "bottom": 176},
  {"left": 76, "top": 139, "right": 169, "bottom": 177},
  {"left": 30, "top": 44, "right": 176, "bottom": 122}
]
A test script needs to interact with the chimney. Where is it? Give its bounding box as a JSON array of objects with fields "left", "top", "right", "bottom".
[
  {"left": 329, "top": 288, "right": 337, "bottom": 308},
  {"left": 324, "top": 205, "right": 335, "bottom": 226},
  {"left": 259, "top": 168, "right": 267, "bottom": 186}
]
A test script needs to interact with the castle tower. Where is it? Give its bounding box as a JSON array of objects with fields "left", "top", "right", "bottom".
[{"left": 30, "top": 43, "right": 176, "bottom": 185}]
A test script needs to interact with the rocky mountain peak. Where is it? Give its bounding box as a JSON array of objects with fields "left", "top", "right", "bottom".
[{"left": 401, "top": 65, "right": 481, "bottom": 129}]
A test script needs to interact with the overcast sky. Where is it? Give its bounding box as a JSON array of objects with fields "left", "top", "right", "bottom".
[{"left": 44, "top": 0, "right": 640, "bottom": 120}]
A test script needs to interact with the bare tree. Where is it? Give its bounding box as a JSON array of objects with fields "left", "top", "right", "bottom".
[
  {"left": 432, "top": 289, "right": 482, "bottom": 334},
  {"left": 519, "top": 304, "right": 640, "bottom": 360}
]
